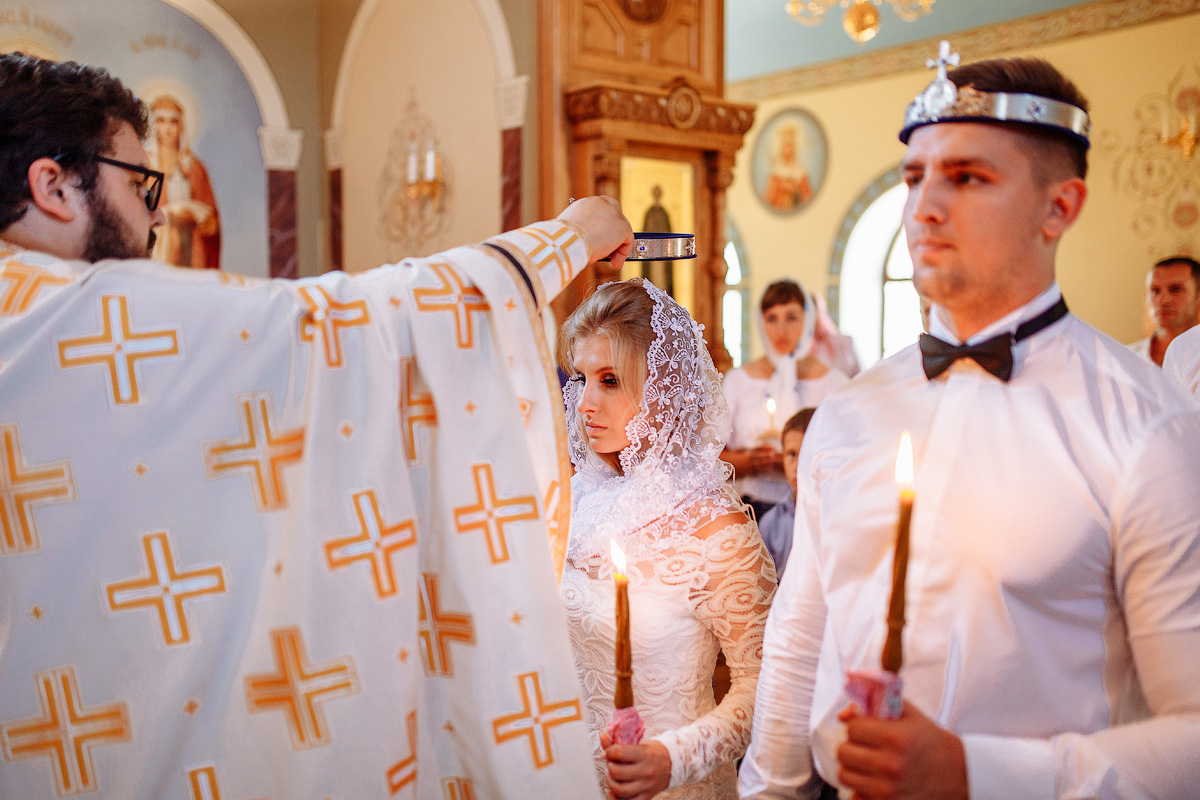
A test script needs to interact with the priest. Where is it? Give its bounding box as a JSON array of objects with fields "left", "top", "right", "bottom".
[
  {"left": 740, "top": 45, "right": 1200, "bottom": 800},
  {"left": 0, "top": 52, "right": 631, "bottom": 799}
]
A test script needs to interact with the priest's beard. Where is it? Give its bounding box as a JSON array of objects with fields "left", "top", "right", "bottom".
[{"left": 81, "top": 189, "right": 156, "bottom": 262}]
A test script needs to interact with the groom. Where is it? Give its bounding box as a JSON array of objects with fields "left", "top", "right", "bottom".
[{"left": 741, "top": 45, "right": 1200, "bottom": 800}]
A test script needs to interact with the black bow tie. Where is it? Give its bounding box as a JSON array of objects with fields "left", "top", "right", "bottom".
[{"left": 919, "top": 297, "right": 1069, "bottom": 381}]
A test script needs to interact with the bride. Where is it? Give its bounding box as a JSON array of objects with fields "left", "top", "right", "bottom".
[{"left": 558, "top": 279, "right": 776, "bottom": 800}]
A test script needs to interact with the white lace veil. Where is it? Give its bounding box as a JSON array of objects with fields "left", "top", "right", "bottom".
[{"left": 563, "top": 280, "right": 745, "bottom": 563}]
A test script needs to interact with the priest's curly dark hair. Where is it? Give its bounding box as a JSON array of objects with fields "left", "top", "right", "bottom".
[{"left": 0, "top": 52, "right": 149, "bottom": 232}]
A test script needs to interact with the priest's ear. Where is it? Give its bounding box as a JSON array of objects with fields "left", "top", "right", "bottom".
[
  {"left": 1041, "top": 175, "right": 1087, "bottom": 241},
  {"left": 25, "top": 157, "right": 82, "bottom": 223}
]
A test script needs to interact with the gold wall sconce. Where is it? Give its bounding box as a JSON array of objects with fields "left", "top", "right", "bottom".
[{"left": 381, "top": 96, "right": 448, "bottom": 257}]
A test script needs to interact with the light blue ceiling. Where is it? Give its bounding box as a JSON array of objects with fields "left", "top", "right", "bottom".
[{"left": 726, "top": 0, "right": 1099, "bottom": 82}]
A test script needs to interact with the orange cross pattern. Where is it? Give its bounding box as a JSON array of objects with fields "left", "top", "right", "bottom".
[
  {"left": 244, "top": 626, "right": 360, "bottom": 750},
  {"left": 526, "top": 224, "right": 579, "bottom": 288},
  {"left": 202, "top": 392, "right": 305, "bottom": 513},
  {"left": 0, "top": 422, "right": 77, "bottom": 555},
  {"left": 417, "top": 572, "right": 475, "bottom": 677},
  {"left": 215, "top": 271, "right": 249, "bottom": 287},
  {"left": 298, "top": 285, "right": 370, "bottom": 368},
  {"left": 57, "top": 294, "right": 179, "bottom": 405},
  {"left": 453, "top": 463, "right": 538, "bottom": 564},
  {"left": 385, "top": 710, "right": 418, "bottom": 795},
  {"left": 400, "top": 357, "right": 436, "bottom": 465},
  {"left": 491, "top": 671, "right": 582, "bottom": 769},
  {"left": 442, "top": 778, "right": 477, "bottom": 800},
  {"left": 187, "top": 765, "right": 220, "bottom": 800},
  {"left": 0, "top": 260, "right": 70, "bottom": 316},
  {"left": 0, "top": 666, "right": 131, "bottom": 797},
  {"left": 106, "top": 531, "right": 227, "bottom": 646},
  {"left": 413, "top": 263, "right": 490, "bottom": 349},
  {"left": 324, "top": 489, "right": 417, "bottom": 599}
]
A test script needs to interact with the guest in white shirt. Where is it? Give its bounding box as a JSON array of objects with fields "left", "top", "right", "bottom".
[
  {"left": 740, "top": 44, "right": 1200, "bottom": 800},
  {"left": 1127, "top": 256, "right": 1200, "bottom": 366},
  {"left": 1163, "top": 322, "right": 1200, "bottom": 399}
]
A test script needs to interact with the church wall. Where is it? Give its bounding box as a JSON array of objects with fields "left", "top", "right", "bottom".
[
  {"left": 213, "top": 0, "right": 323, "bottom": 276},
  {"left": 338, "top": 0, "right": 501, "bottom": 269},
  {"left": 727, "top": 12, "right": 1200, "bottom": 356}
]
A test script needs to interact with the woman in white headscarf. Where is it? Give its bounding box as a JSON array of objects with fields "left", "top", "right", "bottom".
[
  {"left": 720, "top": 279, "right": 849, "bottom": 518},
  {"left": 558, "top": 279, "right": 775, "bottom": 800}
]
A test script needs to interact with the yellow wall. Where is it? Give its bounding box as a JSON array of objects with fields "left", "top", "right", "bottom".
[
  {"left": 728, "top": 13, "right": 1200, "bottom": 356},
  {"left": 340, "top": 0, "right": 501, "bottom": 270}
]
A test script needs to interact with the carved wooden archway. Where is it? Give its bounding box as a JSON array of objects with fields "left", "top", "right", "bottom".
[{"left": 539, "top": 0, "right": 754, "bottom": 372}]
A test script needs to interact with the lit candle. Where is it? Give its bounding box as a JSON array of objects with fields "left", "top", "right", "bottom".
[
  {"left": 766, "top": 396, "right": 777, "bottom": 432},
  {"left": 611, "top": 539, "right": 633, "bottom": 709},
  {"left": 881, "top": 432, "right": 914, "bottom": 674},
  {"left": 424, "top": 139, "right": 437, "bottom": 181}
]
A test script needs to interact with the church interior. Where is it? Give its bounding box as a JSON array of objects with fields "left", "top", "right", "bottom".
[{"left": 9, "top": 0, "right": 1199, "bottom": 371}]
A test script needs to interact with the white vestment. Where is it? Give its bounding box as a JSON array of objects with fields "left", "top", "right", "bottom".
[
  {"left": 0, "top": 223, "right": 602, "bottom": 800},
  {"left": 1163, "top": 324, "right": 1200, "bottom": 399},
  {"left": 740, "top": 285, "right": 1200, "bottom": 800},
  {"left": 1126, "top": 336, "right": 1152, "bottom": 361}
]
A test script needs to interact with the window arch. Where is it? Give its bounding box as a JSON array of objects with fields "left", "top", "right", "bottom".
[
  {"left": 828, "top": 165, "right": 923, "bottom": 367},
  {"left": 723, "top": 220, "right": 752, "bottom": 368}
]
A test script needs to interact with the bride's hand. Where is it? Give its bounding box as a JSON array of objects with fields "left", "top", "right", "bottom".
[{"left": 600, "top": 731, "right": 671, "bottom": 800}]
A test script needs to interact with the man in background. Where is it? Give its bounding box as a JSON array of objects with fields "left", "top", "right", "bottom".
[{"left": 1129, "top": 255, "right": 1200, "bottom": 365}]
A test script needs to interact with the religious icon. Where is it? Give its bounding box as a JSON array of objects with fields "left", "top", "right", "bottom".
[
  {"left": 146, "top": 91, "right": 222, "bottom": 269},
  {"left": 641, "top": 185, "right": 674, "bottom": 295},
  {"left": 751, "top": 108, "right": 828, "bottom": 215}
]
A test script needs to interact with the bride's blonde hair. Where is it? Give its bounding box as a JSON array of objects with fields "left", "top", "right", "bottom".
[{"left": 559, "top": 280, "right": 655, "bottom": 454}]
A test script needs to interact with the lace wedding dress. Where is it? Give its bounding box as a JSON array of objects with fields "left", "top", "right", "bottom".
[{"left": 561, "top": 280, "right": 777, "bottom": 799}]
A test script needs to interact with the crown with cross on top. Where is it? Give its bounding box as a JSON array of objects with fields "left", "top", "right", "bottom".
[{"left": 899, "top": 40, "right": 1091, "bottom": 148}]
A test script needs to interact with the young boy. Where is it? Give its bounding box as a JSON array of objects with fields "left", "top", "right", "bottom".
[{"left": 757, "top": 407, "right": 816, "bottom": 579}]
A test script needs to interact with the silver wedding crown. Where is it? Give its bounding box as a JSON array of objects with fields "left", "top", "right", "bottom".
[{"left": 899, "top": 41, "right": 1091, "bottom": 148}]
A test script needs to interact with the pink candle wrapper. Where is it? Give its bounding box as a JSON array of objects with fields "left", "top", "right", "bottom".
[
  {"left": 606, "top": 706, "right": 645, "bottom": 745},
  {"left": 844, "top": 669, "right": 903, "bottom": 720}
]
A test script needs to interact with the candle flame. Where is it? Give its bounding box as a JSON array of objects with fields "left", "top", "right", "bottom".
[
  {"left": 895, "top": 432, "right": 913, "bottom": 486},
  {"left": 610, "top": 539, "right": 627, "bottom": 576},
  {"left": 766, "top": 397, "right": 777, "bottom": 415}
]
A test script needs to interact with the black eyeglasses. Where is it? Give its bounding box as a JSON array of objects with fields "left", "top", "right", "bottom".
[{"left": 55, "top": 153, "right": 164, "bottom": 212}]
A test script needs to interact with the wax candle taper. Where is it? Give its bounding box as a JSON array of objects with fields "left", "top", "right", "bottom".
[
  {"left": 881, "top": 432, "right": 914, "bottom": 674},
  {"left": 766, "top": 396, "right": 777, "bottom": 431},
  {"left": 611, "top": 539, "right": 633, "bottom": 709}
]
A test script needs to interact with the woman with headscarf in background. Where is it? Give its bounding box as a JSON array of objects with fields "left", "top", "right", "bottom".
[{"left": 721, "top": 279, "right": 849, "bottom": 519}]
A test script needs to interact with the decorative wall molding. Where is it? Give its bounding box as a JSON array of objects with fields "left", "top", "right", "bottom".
[
  {"left": 565, "top": 82, "right": 755, "bottom": 137},
  {"left": 496, "top": 75, "right": 530, "bottom": 130},
  {"left": 729, "top": 0, "right": 1200, "bottom": 102},
  {"left": 258, "top": 126, "right": 304, "bottom": 170}
]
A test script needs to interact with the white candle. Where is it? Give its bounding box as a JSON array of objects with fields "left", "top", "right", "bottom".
[
  {"left": 406, "top": 137, "right": 418, "bottom": 183},
  {"left": 425, "top": 141, "right": 436, "bottom": 181},
  {"left": 766, "top": 396, "right": 777, "bottom": 431}
]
